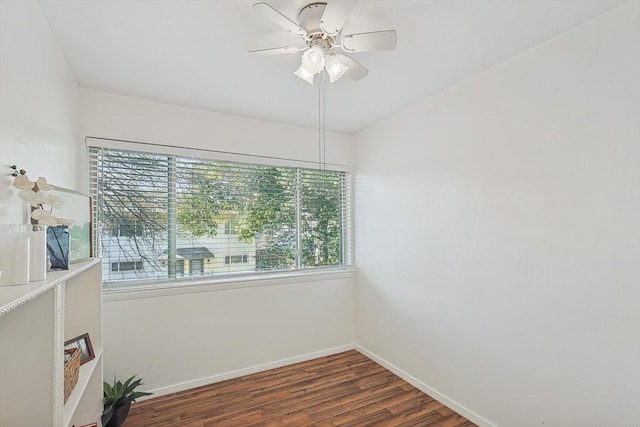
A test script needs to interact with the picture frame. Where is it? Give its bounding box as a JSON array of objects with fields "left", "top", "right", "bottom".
[
  {"left": 64, "top": 333, "right": 95, "bottom": 366},
  {"left": 50, "top": 186, "right": 93, "bottom": 263}
]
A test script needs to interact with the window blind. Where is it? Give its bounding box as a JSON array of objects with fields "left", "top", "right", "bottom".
[{"left": 88, "top": 143, "right": 351, "bottom": 287}]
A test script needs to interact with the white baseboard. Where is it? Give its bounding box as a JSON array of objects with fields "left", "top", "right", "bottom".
[
  {"left": 142, "top": 342, "right": 495, "bottom": 427},
  {"left": 144, "top": 343, "right": 355, "bottom": 399},
  {"left": 354, "top": 344, "right": 496, "bottom": 427}
]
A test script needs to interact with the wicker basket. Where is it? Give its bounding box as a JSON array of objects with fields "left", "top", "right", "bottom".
[{"left": 64, "top": 347, "right": 80, "bottom": 403}]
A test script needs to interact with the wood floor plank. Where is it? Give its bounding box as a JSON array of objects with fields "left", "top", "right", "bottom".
[{"left": 124, "top": 350, "right": 477, "bottom": 427}]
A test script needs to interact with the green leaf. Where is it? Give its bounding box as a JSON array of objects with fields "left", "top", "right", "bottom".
[
  {"left": 101, "top": 403, "right": 115, "bottom": 425},
  {"left": 103, "top": 374, "right": 153, "bottom": 416}
]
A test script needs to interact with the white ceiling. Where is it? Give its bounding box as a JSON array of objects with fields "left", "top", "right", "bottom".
[{"left": 38, "top": 0, "right": 626, "bottom": 134}]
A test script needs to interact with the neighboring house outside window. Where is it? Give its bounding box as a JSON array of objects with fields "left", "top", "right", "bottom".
[{"left": 158, "top": 247, "right": 217, "bottom": 276}]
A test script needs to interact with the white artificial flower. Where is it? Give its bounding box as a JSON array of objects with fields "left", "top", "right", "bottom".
[
  {"left": 13, "top": 175, "right": 35, "bottom": 190},
  {"left": 17, "top": 189, "right": 37, "bottom": 203},
  {"left": 31, "top": 208, "right": 73, "bottom": 226},
  {"left": 31, "top": 208, "right": 52, "bottom": 222},
  {"left": 19, "top": 189, "right": 48, "bottom": 207},
  {"left": 36, "top": 177, "right": 53, "bottom": 191},
  {"left": 32, "top": 191, "right": 48, "bottom": 206},
  {"left": 14, "top": 170, "right": 69, "bottom": 226},
  {"left": 46, "top": 194, "right": 65, "bottom": 209},
  {"left": 38, "top": 216, "right": 60, "bottom": 227},
  {"left": 56, "top": 217, "right": 75, "bottom": 226}
]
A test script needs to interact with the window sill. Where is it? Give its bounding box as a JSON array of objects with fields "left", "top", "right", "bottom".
[{"left": 102, "top": 268, "right": 356, "bottom": 302}]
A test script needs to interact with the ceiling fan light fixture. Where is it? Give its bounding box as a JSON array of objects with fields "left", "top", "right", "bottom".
[
  {"left": 325, "top": 54, "right": 349, "bottom": 83},
  {"left": 294, "top": 64, "right": 315, "bottom": 85},
  {"left": 250, "top": 2, "right": 398, "bottom": 84},
  {"left": 301, "top": 45, "right": 325, "bottom": 74}
]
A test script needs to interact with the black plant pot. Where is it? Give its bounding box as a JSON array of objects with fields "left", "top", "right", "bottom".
[{"left": 105, "top": 402, "right": 131, "bottom": 427}]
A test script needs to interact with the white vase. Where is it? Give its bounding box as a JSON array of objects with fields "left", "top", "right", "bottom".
[
  {"left": 0, "top": 225, "right": 30, "bottom": 286},
  {"left": 27, "top": 224, "right": 47, "bottom": 281}
]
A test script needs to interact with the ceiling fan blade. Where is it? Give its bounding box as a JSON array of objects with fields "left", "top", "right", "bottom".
[
  {"left": 249, "top": 46, "right": 306, "bottom": 56},
  {"left": 253, "top": 2, "right": 307, "bottom": 38},
  {"left": 335, "top": 54, "right": 368, "bottom": 81},
  {"left": 341, "top": 30, "right": 397, "bottom": 52},
  {"left": 320, "top": 0, "right": 357, "bottom": 36}
]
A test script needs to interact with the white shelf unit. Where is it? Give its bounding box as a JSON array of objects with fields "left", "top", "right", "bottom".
[{"left": 0, "top": 259, "right": 103, "bottom": 427}]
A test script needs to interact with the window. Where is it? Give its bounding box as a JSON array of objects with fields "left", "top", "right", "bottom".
[
  {"left": 224, "top": 220, "right": 239, "bottom": 235},
  {"left": 224, "top": 255, "right": 249, "bottom": 265},
  {"left": 111, "top": 223, "right": 143, "bottom": 237},
  {"left": 189, "top": 258, "right": 204, "bottom": 274},
  {"left": 89, "top": 143, "right": 351, "bottom": 286},
  {"left": 111, "top": 261, "right": 143, "bottom": 272}
]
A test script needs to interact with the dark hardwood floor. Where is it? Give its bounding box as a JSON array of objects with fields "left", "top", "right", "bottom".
[{"left": 124, "top": 350, "right": 476, "bottom": 426}]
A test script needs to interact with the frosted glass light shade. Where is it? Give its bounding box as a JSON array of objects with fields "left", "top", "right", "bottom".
[
  {"left": 301, "top": 45, "right": 325, "bottom": 74},
  {"left": 325, "top": 54, "right": 349, "bottom": 83},
  {"left": 294, "top": 64, "right": 315, "bottom": 85}
]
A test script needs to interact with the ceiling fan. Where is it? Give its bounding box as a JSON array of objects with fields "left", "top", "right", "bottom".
[{"left": 249, "top": 1, "right": 397, "bottom": 84}]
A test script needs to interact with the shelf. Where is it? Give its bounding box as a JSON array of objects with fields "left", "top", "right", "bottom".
[
  {"left": 0, "top": 258, "right": 103, "bottom": 427},
  {"left": 0, "top": 258, "right": 101, "bottom": 317},
  {"left": 63, "top": 351, "right": 103, "bottom": 427}
]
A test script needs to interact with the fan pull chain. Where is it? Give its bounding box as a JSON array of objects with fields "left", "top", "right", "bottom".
[
  {"left": 318, "top": 71, "right": 326, "bottom": 172},
  {"left": 323, "top": 71, "right": 326, "bottom": 172}
]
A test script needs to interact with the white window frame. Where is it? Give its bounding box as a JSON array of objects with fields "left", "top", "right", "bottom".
[{"left": 87, "top": 137, "right": 353, "bottom": 292}]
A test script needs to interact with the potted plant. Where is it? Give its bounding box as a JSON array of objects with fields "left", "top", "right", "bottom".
[{"left": 102, "top": 375, "right": 152, "bottom": 427}]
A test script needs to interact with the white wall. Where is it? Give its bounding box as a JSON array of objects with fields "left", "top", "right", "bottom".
[
  {"left": 0, "top": 0, "right": 80, "bottom": 225},
  {"left": 80, "top": 89, "right": 354, "bottom": 173},
  {"left": 103, "top": 275, "right": 354, "bottom": 395},
  {"left": 354, "top": 3, "right": 640, "bottom": 426},
  {"left": 80, "top": 89, "right": 356, "bottom": 395}
]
